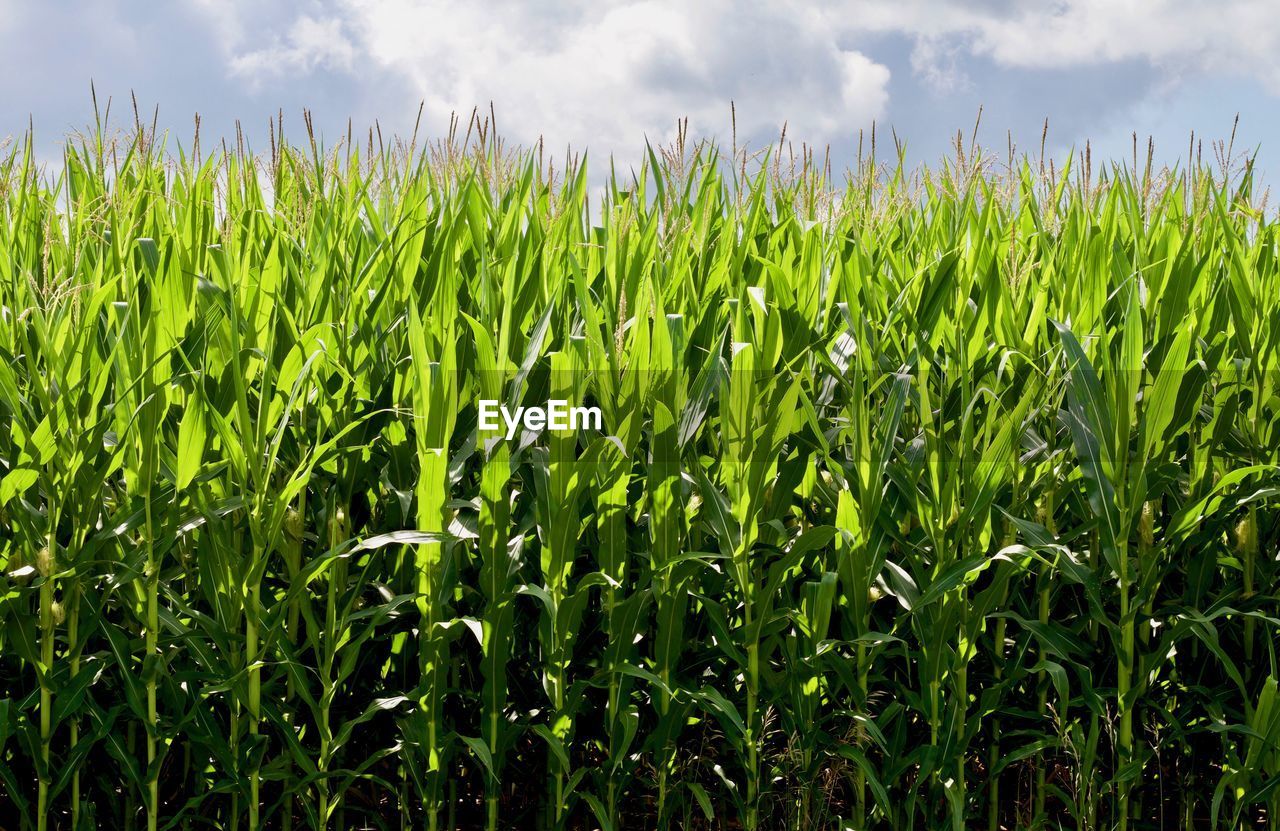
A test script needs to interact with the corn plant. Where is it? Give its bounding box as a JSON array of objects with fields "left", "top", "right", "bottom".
[{"left": 0, "top": 112, "right": 1277, "bottom": 831}]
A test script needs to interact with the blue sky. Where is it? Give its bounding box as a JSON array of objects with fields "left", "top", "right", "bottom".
[{"left": 2, "top": 1, "right": 1275, "bottom": 182}]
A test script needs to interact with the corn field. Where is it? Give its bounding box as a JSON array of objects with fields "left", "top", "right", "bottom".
[{"left": 0, "top": 113, "right": 1278, "bottom": 831}]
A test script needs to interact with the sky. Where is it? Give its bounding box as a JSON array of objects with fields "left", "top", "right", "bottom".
[{"left": 1, "top": 0, "right": 1276, "bottom": 182}]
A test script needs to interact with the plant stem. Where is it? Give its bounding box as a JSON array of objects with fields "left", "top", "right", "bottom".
[
  {"left": 745, "top": 582, "right": 759, "bottom": 831},
  {"left": 1242, "top": 505, "right": 1257, "bottom": 662},
  {"left": 247, "top": 579, "right": 260, "bottom": 830},
  {"left": 283, "top": 500, "right": 303, "bottom": 831},
  {"left": 856, "top": 640, "right": 869, "bottom": 830},
  {"left": 37, "top": 540, "right": 54, "bottom": 831},
  {"left": 1035, "top": 580, "right": 1049, "bottom": 823},
  {"left": 146, "top": 498, "right": 159, "bottom": 831},
  {"left": 988, "top": 615, "right": 1007, "bottom": 831},
  {"left": 69, "top": 577, "right": 80, "bottom": 830},
  {"left": 1117, "top": 543, "right": 1133, "bottom": 831}
]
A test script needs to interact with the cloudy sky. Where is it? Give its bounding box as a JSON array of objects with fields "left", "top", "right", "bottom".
[{"left": 1, "top": 0, "right": 1275, "bottom": 179}]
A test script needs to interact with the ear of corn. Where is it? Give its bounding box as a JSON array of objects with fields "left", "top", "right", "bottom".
[{"left": 0, "top": 118, "right": 1277, "bottom": 830}]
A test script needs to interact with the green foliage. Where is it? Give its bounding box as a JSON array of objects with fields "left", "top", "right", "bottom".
[{"left": 0, "top": 117, "right": 1278, "bottom": 830}]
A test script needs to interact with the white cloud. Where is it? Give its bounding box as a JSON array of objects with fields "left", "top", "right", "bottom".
[
  {"left": 183, "top": 0, "right": 248, "bottom": 49},
  {"left": 909, "top": 35, "right": 970, "bottom": 93},
  {"left": 184, "top": 0, "right": 890, "bottom": 157},
  {"left": 161, "top": 0, "right": 1280, "bottom": 170},
  {"left": 973, "top": 1, "right": 1280, "bottom": 89},
  {"left": 826, "top": 0, "right": 1280, "bottom": 91},
  {"left": 229, "top": 15, "right": 359, "bottom": 81},
  {"left": 336, "top": 0, "right": 890, "bottom": 156}
]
